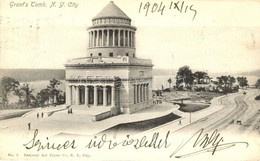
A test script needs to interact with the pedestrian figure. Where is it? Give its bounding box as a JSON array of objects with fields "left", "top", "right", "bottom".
[
  {"left": 70, "top": 108, "right": 73, "bottom": 114},
  {"left": 28, "top": 123, "right": 31, "bottom": 130},
  {"left": 37, "top": 113, "right": 39, "bottom": 119},
  {"left": 179, "top": 120, "right": 182, "bottom": 125},
  {"left": 68, "top": 108, "right": 70, "bottom": 114},
  {"left": 41, "top": 112, "right": 44, "bottom": 118}
]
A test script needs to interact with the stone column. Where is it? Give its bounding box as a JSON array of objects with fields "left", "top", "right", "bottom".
[
  {"left": 133, "top": 32, "right": 135, "bottom": 47},
  {"left": 134, "top": 84, "right": 137, "bottom": 104},
  {"left": 140, "top": 84, "right": 143, "bottom": 102},
  {"left": 146, "top": 84, "right": 149, "bottom": 100},
  {"left": 118, "top": 30, "right": 121, "bottom": 46},
  {"left": 123, "top": 30, "right": 126, "bottom": 47},
  {"left": 75, "top": 86, "right": 79, "bottom": 105},
  {"left": 131, "top": 31, "right": 134, "bottom": 47},
  {"left": 96, "top": 30, "right": 99, "bottom": 47},
  {"left": 94, "top": 85, "right": 97, "bottom": 106},
  {"left": 91, "top": 31, "right": 93, "bottom": 47},
  {"left": 66, "top": 85, "right": 72, "bottom": 105},
  {"left": 106, "top": 30, "right": 109, "bottom": 46},
  {"left": 143, "top": 84, "right": 146, "bottom": 101},
  {"left": 111, "top": 86, "right": 115, "bottom": 107},
  {"left": 102, "top": 30, "right": 104, "bottom": 46},
  {"left": 112, "top": 30, "right": 115, "bottom": 46},
  {"left": 93, "top": 31, "right": 96, "bottom": 47},
  {"left": 89, "top": 32, "right": 91, "bottom": 47},
  {"left": 103, "top": 86, "right": 107, "bottom": 106},
  {"left": 88, "top": 32, "right": 90, "bottom": 47},
  {"left": 137, "top": 84, "right": 139, "bottom": 103},
  {"left": 85, "top": 86, "right": 89, "bottom": 106},
  {"left": 71, "top": 85, "right": 74, "bottom": 105},
  {"left": 128, "top": 30, "right": 130, "bottom": 47},
  {"left": 130, "top": 31, "right": 133, "bottom": 47}
]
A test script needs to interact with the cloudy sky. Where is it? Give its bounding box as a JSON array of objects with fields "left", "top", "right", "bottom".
[{"left": 1, "top": 0, "right": 260, "bottom": 73}]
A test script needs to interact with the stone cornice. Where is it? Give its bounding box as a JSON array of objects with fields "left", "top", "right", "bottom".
[
  {"left": 87, "top": 25, "right": 136, "bottom": 30},
  {"left": 65, "top": 63, "right": 154, "bottom": 68}
]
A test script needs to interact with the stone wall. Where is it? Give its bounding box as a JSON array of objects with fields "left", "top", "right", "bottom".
[{"left": 88, "top": 47, "right": 135, "bottom": 58}]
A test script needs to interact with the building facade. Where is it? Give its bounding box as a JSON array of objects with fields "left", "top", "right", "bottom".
[{"left": 65, "top": 1, "right": 153, "bottom": 115}]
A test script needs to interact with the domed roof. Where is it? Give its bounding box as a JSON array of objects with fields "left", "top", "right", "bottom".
[{"left": 92, "top": 1, "right": 131, "bottom": 20}]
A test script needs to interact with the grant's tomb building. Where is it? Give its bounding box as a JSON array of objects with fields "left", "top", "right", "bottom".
[{"left": 65, "top": 1, "right": 153, "bottom": 120}]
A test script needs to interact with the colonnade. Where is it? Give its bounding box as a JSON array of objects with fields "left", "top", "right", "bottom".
[
  {"left": 88, "top": 29, "right": 135, "bottom": 48},
  {"left": 67, "top": 85, "right": 115, "bottom": 107},
  {"left": 133, "top": 83, "right": 149, "bottom": 104}
]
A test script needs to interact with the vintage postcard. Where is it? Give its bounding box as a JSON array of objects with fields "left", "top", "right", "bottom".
[{"left": 0, "top": 0, "right": 260, "bottom": 160}]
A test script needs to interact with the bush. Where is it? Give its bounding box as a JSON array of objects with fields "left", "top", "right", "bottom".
[
  {"left": 163, "top": 88, "right": 171, "bottom": 92},
  {"left": 255, "top": 95, "right": 260, "bottom": 100},
  {"left": 194, "top": 87, "right": 206, "bottom": 92}
]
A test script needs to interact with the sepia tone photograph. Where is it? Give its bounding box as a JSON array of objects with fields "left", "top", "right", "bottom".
[{"left": 0, "top": 0, "right": 260, "bottom": 160}]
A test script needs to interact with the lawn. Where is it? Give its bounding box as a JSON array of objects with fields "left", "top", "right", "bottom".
[
  {"left": 0, "top": 109, "right": 32, "bottom": 120},
  {"left": 161, "top": 90, "right": 223, "bottom": 112},
  {"left": 99, "top": 113, "right": 181, "bottom": 135},
  {"left": 162, "top": 90, "right": 223, "bottom": 104},
  {"left": 176, "top": 102, "right": 210, "bottom": 112}
]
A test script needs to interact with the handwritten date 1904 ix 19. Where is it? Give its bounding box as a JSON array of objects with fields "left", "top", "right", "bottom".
[{"left": 139, "top": 1, "right": 198, "bottom": 21}]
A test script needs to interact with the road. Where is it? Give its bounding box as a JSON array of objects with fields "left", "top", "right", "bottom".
[{"left": 177, "top": 89, "right": 260, "bottom": 135}]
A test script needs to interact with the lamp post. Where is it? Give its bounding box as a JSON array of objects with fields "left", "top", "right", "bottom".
[{"left": 190, "top": 112, "right": 191, "bottom": 123}]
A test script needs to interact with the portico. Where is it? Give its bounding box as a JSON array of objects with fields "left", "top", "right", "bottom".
[{"left": 66, "top": 84, "right": 116, "bottom": 107}]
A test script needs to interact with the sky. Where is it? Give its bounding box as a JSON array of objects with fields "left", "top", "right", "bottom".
[{"left": 1, "top": 0, "right": 260, "bottom": 73}]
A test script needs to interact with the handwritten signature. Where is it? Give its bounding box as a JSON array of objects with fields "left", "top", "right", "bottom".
[
  {"left": 23, "top": 128, "right": 249, "bottom": 159},
  {"left": 23, "top": 129, "right": 77, "bottom": 151},
  {"left": 170, "top": 128, "right": 249, "bottom": 158}
]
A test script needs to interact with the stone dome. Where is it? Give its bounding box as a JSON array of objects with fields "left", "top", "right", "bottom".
[{"left": 92, "top": 1, "right": 131, "bottom": 21}]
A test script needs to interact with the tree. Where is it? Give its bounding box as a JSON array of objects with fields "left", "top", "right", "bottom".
[
  {"left": 20, "top": 83, "right": 35, "bottom": 107},
  {"left": 36, "top": 89, "right": 50, "bottom": 106},
  {"left": 0, "top": 77, "right": 19, "bottom": 108},
  {"left": 237, "top": 77, "right": 248, "bottom": 89},
  {"left": 14, "top": 83, "right": 36, "bottom": 108},
  {"left": 14, "top": 88, "right": 24, "bottom": 106},
  {"left": 176, "top": 66, "right": 194, "bottom": 88},
  {"left": 255, "top": 79, "right": 260, "bottom": 88},
  {"left": 193, "top": 71, "right": 208, "bottom": 84},
  {"left": 47, "top": 79, "right": 61, "bottom": 105},
  {"left": 217, "top": 75, "right": 236, "bottom": 93},
  {"left": 228, "top": 76, "right": 236, "bottom": 87}
]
